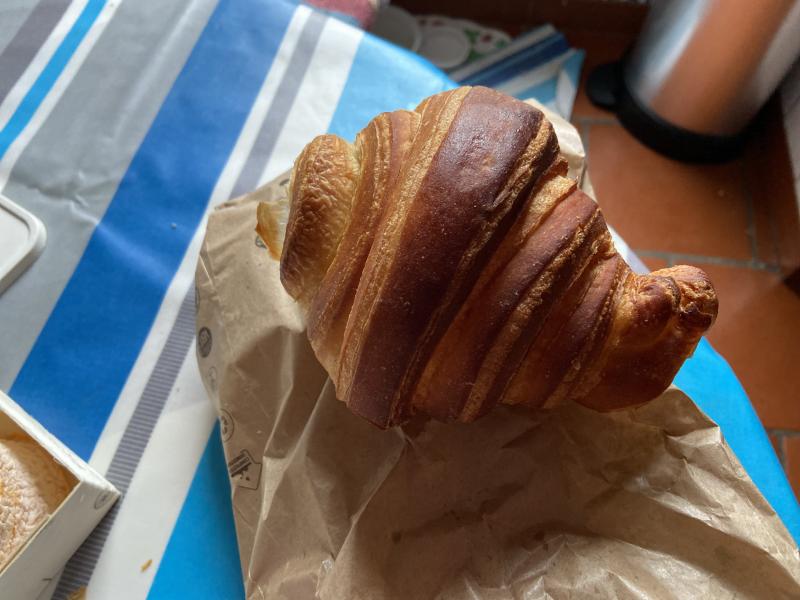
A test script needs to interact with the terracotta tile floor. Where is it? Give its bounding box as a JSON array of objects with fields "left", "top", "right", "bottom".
[{"left": 568, "top": 31, "right": 800, "bottom": 499}]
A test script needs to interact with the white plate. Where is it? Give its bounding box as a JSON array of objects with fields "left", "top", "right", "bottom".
[
  {"left": 0, "top": 194, "right": 46, "bottom": 295},
  {"left": 418, "top": 25, "right": 471, "bottom": 70},
  {"left": 369, "top": 5, "right": 422, "bottom": 52}
]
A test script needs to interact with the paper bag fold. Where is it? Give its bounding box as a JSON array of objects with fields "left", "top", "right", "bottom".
[{"left": 195, "top": 103, "right": 800, "bottom": 599}]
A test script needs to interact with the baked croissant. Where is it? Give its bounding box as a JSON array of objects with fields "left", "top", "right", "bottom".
[{"left": 257, "top": 87, "right": 718, "bottom": 429}]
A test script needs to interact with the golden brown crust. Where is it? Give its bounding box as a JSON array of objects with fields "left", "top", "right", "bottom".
[
  {"left": 343, "top": 87, "right": 552, "bottom": 427},
  {"left": 572, "top": 265, "right": 718, "bottom": 410},
  {"left": 305, "top": 110, "right": 420, "bottom": 375},
  {"left": 266, "top": 86, "right": 718, "bottom": 428},
  {"left": 280, "top": 134, "right": 359, "bottom": 305}
]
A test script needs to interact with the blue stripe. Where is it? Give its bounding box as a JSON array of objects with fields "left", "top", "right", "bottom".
[
  {"left": 0, "top": 0, "right": 106, "bottom": 159},
  {"left": 327, "top": 32, "right": 454, "bottom": 141},
  {"left": 148, "top": 424, "right": 244, "bottom": 600},
  {"left": 674, "top": 339, "right": 800, "bottom": 543},
  {"left": 10, "top": 0, "right": 295, "bottom": 460},
  {"left": 461, "top": 35, "right": 570, "bottom": 89}
]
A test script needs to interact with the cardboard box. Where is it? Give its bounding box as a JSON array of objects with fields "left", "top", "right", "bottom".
[{"left": 0, "top": 390, "right": 119, "bottom": 600}]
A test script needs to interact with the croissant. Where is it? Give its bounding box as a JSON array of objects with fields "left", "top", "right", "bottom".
[{"left": 257, "top": 87, "right": 718, "bottom": 429}]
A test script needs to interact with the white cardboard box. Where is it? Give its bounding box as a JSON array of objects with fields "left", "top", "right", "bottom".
[{"left": 0, "top": 390, "right": 119, "bottom": 600}]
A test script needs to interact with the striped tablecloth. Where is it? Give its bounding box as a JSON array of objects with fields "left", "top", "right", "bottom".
[{"left": 0, "top": 1, "right": 797, "bottom": 598}]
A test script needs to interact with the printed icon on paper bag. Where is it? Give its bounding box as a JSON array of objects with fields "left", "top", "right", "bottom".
[
  {"left": 227, "top": 449, "right": 261, "bottom": 490},
  {"left": 197, "top": 327, "right": 212, "bottom": 357},
  {"left": 220, "top": 409, "right": 234, "bottom": 441}
]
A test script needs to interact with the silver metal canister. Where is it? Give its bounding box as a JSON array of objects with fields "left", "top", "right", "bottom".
[{"left": 589, "top": 0, "right": 800, "bottom": 162}]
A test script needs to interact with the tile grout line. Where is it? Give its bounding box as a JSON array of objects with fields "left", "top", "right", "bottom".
[
  {"left": 765, "top": 197, "right": 784, "bottom": 270},
  {"left": 767, "top": 178, "right": 788, "bottom": 269},
  {"left": 745, "top": 131, "right": 784, "bottom": 269},
  {"left": 573, "top": 115, "right": 618, "bottom": 127},
  {"left": 768, "top": 429, "right": 787, "bottom": 468},
  {"left": 633, "top": 248, "right": 781, "bottom": 272},
  {"left": 575, "top": 116, "right": 779, "bottom": 275},
  {"left": 742, "top": 176, "right": 760, "bottom": 264},
  {"left": 768, "top": 428, "right": 800, "bottom": 437}
]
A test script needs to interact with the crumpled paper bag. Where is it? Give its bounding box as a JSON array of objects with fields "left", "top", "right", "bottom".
[{"left": 195, "top": 103, "right": 800, "bottom": 599}]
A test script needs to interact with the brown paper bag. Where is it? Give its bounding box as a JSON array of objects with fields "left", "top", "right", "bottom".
[{"left": 195, "top": 106, "right": 800, "bottom": 599}]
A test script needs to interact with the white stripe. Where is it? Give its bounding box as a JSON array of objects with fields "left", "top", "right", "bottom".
[
  {"left": 87, "top": 351, "right": 217, "bottom": 599},
  {"left": 449, "top": 24, "right": 556, "bottom": 82},
  {"left": 225, "top": 3, "right": 312, "bottom": 192},
  {"left": 86, "top": 8, "right": 361, "bottom": 592},
  {"left": 556, "top": 65, "right": 577, "bottom": 118},
  {"left": 0, "top": 0, "right": 122, "bottom": 190},
  {"left": 0, "top": 0, "right": 90, "bottom": 131},
  {"left": 88, "top": 4, "right": 312, "bottom": 475},
  {"left": 259, "top": 17, "right": 363, "bottom": 184},
  {"left": 85, "top": 9, "right": 319, "bottom": 594},
  {"left": 494, "top": 52, "right": 571, "bottom": 98}
]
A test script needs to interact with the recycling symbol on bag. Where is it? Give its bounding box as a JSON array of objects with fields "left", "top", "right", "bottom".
[{"left": 227, "top": 449, "right": 262, "bottom": 490}]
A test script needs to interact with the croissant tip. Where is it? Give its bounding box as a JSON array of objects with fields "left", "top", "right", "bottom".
[{"left": 657, "top": 264, "right": 719, "bottom": 331}]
